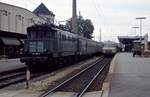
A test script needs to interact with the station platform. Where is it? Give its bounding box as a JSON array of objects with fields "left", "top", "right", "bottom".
[
  {"left": 0, "top": 58, "right": 26, "bottom": 73},
  {"left": 108, "top": 53, "right": 150, "bottom": 97}
]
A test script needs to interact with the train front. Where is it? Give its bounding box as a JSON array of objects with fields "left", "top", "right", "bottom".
[
  {"left": 102, "top": 42, "right": 117, "bottom": 56},
  {"left": 20, "top": 25, "right": 55, "bottom": 66}
]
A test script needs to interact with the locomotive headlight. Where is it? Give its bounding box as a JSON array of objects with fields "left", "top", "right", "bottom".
[
  {"left": 32, "top": 53, "right": 40, "bottom": 55},
  {"left": 112, "top": 49, "right": 116, "bottom": 53},
  {"left": 103, "top": 50, "right": 106, "bottom": 53},
  {"left": 24, "top": 49, "right": 29, "bottom": 54},
  {"left": 43, "top": 49, "right": 48, "bottom": 53},
  {"left": 43, "top": 49, "right": 47, "bottom": 52}
]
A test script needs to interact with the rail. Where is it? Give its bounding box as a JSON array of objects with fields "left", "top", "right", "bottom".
[{"left": 39, "top": 56, "right": 112, "bottom": 97}]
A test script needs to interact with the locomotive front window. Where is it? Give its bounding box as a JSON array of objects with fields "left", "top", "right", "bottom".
[
  {"left": 104, "top": 43, "right": 116, "bottom": 47},
  {"left": 28, "top": 30, "right": 52, "bottom": 39}
]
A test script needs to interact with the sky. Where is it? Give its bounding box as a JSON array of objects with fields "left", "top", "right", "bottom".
[{"left": 1, "top": 0, "right": 150, "bottom": 42}]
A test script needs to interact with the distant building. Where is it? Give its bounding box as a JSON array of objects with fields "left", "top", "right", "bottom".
[
  {"left": 33, "top": 3, "right": 55, "bottom": 24},
  {"left": 0, "top": 2, "right": 54, "bottom": 34}
]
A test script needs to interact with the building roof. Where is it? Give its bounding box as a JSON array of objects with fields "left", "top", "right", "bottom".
[
  {"left": 0, "top": 2, "right": 47, "bottom": 26},
  {"left": 118, "top": 36, "right": 144, "bottom": 44},
  {"left": 0, "top": 30, "right": 27, "bottom": 39},
  {"left": 118, "top": 36, "right": 143, "bottom": 40},
  {"left": 33, "top": 3, "right": 55, "bottom": 16}
]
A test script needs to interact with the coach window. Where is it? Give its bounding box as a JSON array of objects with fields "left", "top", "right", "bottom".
[
  {"left": 72, "top": 37, "right": 75, "bottom": 42},
  {"left": 63, "top": 35, "right": 65, "bottom": 41},
  {"left": 29, "top": 31, "right": 36, "bottom": 39},
  {"left": 70, "top": 37, "right": 72, "bottom": 41},
  {"left": 65, "top": 35, "right": 67, "bottom": 41},
  {"left": 59, "top": 33, "right": 61, "bottom": 40},
  {"left": 61, "top": 34, "right": 63, "bottom": 40},
  {"left": 51, "top": 31, "right": 56, "bottom": 39},
  {"left": 68, "top": 36, "right": 70, "bottom": 41},
  {"left": 43, "top": 30, "right": 48, "bottom": 38},
  {"left": 37, "top": 30, "right": 42, "bottom": 38},
  {"left": 62, "top": 35, "right": 64, "bottom": 40},
  {"left": 46, "top": 30, "right": 50, "bottom": 38},
  {"left": 72, "top": 37, "right": 74, "bottom": 42},
  {"left": 38, "top": 30, "right": 46, "bottom": 38},
  {"left": 60, "top": 34, "right": 62, "bottom": 40},
  {"left": 69, "top": 36, "right": 71, "bottom": 41},
  {"left": 66, "top": 35, "right": 68, "bottom": 41},
  {"left": 51, "top": 32, "right": 55, "bottom": 38}
]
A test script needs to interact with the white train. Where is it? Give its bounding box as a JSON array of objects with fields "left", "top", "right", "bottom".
[{"left": 102, "top": 41, "right": 118, "bottom": 55}]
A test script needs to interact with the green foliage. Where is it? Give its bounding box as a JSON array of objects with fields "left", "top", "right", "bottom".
[{"left": 65, "top": 16, "right": 94, "bottom": 39}]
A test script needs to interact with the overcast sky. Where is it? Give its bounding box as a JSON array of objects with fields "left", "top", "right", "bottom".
[{"left": 1, "top": 0, "right": 150, "bottom": 42}]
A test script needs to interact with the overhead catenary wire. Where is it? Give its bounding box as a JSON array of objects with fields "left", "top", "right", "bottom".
[{"left": 91, "top": 0, "right": 114, "bottom": 41}]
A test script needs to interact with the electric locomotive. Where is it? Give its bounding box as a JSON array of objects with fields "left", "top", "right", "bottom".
[{"left": 20, "top": 24, "right": 103, "bottom": 66}]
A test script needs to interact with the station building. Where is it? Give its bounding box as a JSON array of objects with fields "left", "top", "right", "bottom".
[
  {"left": 118, "top": 36, "right": 144, "bottom": 52},
  {"left": 0, "top": 2, "right": 55, "bottom": 58}
]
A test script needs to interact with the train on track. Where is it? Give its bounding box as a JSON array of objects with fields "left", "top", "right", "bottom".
[
  {"left": 102, "top": 41, "right": 118, "bottom": 56},
  {"left": 20, "top": 24, "right": 103, "bottom": 66}
]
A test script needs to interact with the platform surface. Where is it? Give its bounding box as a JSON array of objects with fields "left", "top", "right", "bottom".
[
  {"left": 0, "top": 58, "right": 25, "bottom": 72},
  {"left": 109, "top": 53, "right": 150, "bottom": 97}
]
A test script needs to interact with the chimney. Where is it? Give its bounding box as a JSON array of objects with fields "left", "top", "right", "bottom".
[{"left": 72, "top": 0, "right": 77, "bottom": 33}]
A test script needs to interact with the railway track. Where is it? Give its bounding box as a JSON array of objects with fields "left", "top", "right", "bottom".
[
  {"left": 39, "top": 57, "right": 112, "bottom": 97},
  {"left": 0, "top": 56, "right": 105, "bottom": 89},
  {"left": 0, "top": 66, "right": 54, "bottom": 89},
  {"left": 0, "top": 68, "right": 26, "bottom": 89}
]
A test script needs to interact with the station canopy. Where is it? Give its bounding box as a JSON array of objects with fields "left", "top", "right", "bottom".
[
  {"left": 0, "top": 37, "right": 20, "bottom": 46},
  {"left": 118, "top": 36, "right": 144, "bottom": 44},
  {"left": 118, "top": 36, "right": 144, "bottom": 52}
]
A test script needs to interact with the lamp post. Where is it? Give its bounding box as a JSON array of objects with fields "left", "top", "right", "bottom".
[
  {"left": 132, "top": 26, "right": 139, "bottom": 36},
  {"left": 99, "top": 28, "right": 102, "bottom": 42},
  {"left": 136, "top": 17, "right": 146, "bottom": 42}
]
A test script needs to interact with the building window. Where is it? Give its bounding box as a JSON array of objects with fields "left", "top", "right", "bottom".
[
  {"left": 37, "top": 21, "right": 42, "bottom": 24},
  {"left": 16, "top": 15, "right": 22, "bottom": 20},
  {"left": 28, "top": 18, "right": 34, "bottom": 23},
  {"left": 46, "top": 18, "right": 53, "bottom": 23},
  {"left": 3, "top": 10, "right": 7, "bottom": 16}
]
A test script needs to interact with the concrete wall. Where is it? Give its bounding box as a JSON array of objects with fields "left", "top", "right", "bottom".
[{"left": 0, "top": 2, "right": 47, "bottom": 34}]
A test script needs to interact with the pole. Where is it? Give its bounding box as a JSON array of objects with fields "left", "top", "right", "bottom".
[
  {"left": 132, "top": 27, "right": 139, "bottom": 36},
  {"left": 99, "top": 28, "right": 101, "bottom": 42},
  {"left": 144, "top": 34, "right": 148, "bottom": 51},
  {"left": 26, "top": 66, "right": 30, "bottom": 89},
  {"left": 136, "top": 17, "right": 147, "bottom": 43},
  {"left": 140, "top": 19, "right": 142, "bottom": 42},
  {"left": 72, "top": 0, "right": 77, "bottom": 33}
]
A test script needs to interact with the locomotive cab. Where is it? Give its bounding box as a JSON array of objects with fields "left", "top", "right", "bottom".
[
  {"left": 21, "top": 25, "right": 57, "bottom": 65},
  {"left": 25, "top": 25, "right": 56, "bottom": 54}
]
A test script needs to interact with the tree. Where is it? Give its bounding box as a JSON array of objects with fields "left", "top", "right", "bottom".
[{"left": 65, "top": 16, "right": 94, "bottom": 39}]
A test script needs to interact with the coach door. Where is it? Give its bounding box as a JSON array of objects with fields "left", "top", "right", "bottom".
[{"left": 57, "top": 31, "right": 62, "bottom": 55}]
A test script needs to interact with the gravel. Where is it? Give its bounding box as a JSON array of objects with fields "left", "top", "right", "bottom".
[{"left": 54, "top": 58, "right": 112, "bottom": 92}]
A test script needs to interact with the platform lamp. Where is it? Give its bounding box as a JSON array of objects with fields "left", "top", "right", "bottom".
[
  {"left": 136, "top": 17, "right": 147, "bottom": 43},
  {"left": 132, "top": 26, "right": 139, "bottom": 36}
]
